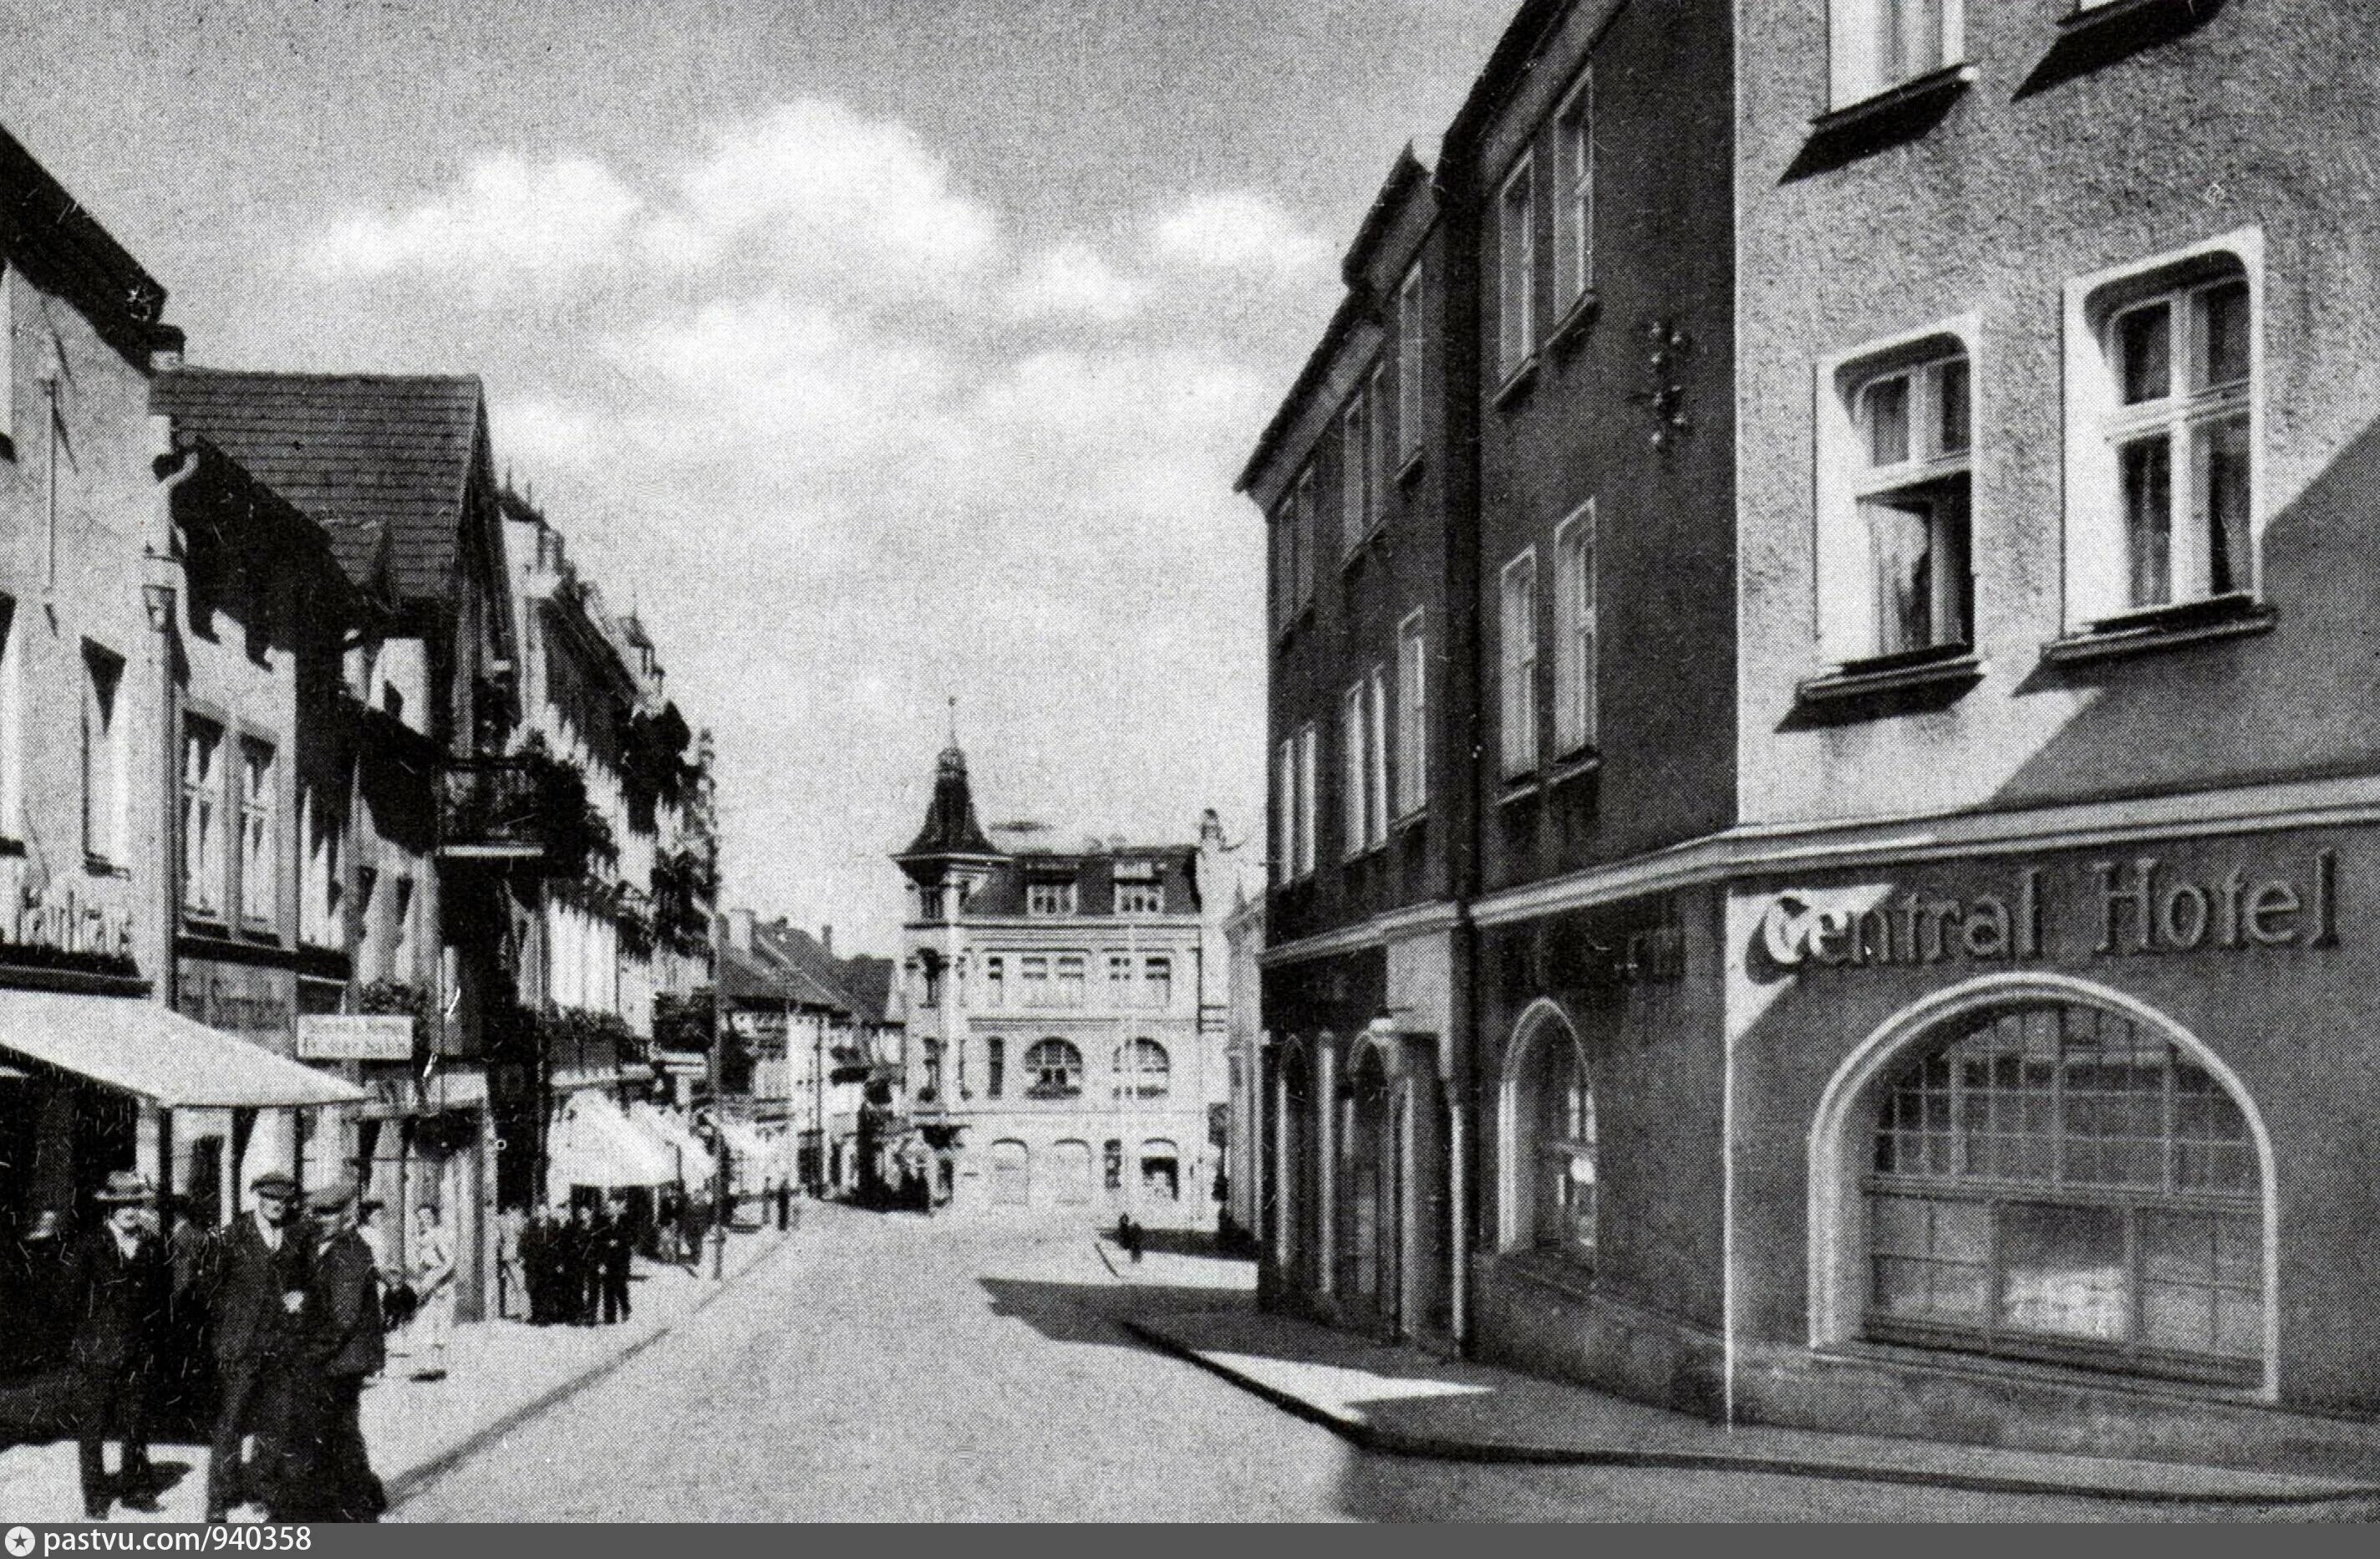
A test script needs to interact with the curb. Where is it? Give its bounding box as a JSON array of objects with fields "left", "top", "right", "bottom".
[
  {"left": 1121, "top": 1320, "right": 2380, "bottom": 1510},
  {"left": 385, "top": 1234, "right": 788, "bottom": 1511}
]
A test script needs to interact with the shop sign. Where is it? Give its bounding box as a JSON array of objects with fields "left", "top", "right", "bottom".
[
  {"left": 298, "top": 1014, "right": 415, "bottom": 1062},
  {"left": 177, "top": 964, "right": 295, "bottom": 1045},
  {"left": 1756, "top": 851, "right": 2338, "bottom": 971},
  {"left": 0, "top": 858, "right": 137, "bottom": 971}
]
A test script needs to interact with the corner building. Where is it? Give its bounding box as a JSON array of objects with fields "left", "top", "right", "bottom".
[
  {"left": 892, "top": 741, "right": 1231, "bottom": 1225},
  {"left": 1254, "top": 0, "right": 2380, "bottom": 1473}
]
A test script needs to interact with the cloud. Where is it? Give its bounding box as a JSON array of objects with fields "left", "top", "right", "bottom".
[
  {"left": 1004, "top": 241, "right": 1146, "bottom": 323},
  {"left": 646, "top": 100, "right": 1000, "bottom": 298},
  {"left": 1149, "top": 190, "right": 1335, "bottom": 286},
  {"left": 304, "top": 153, "right": 641, "bottom": 283}
]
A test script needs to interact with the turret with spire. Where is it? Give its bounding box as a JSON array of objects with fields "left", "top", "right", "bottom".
[{"left": 896, "top": 699, "right": 1002, "bottom": 877}]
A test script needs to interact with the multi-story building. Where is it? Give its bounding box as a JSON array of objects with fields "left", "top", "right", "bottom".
[
  {"left": 891, "top": 738, "right": 1232, "bottom": 1225},
  {"left": 153, "top": 369, "right": 526, "bottom": 1321},
  {"left": 0, "top": 125, "right": 365, "bottom": 1387},
  {"left": 1255, "top": 0, "right": 2380, "bottom": 1473}
]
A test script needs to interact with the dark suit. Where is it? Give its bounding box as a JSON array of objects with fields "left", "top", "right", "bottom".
[
  {"left": 298, "top": 1230, "right": 384, "bottom": 1522},
  {"left": 67, "top": 1224, "right": 167, "bottom": 1511},
  {"left": 200, "top": 1215, "right": 314, "bottom": 1521},
  {"left": 597, "top": 1217, "right": 632, "bottom": 1323}
]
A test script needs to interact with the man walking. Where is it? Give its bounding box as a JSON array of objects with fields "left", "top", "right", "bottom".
[
  {"left": 199, "top": 1172, "right": 313, "bottom": 1524},
  {"left": 67, "top": 1172, "right": 168, "bottom": 1520},
  {"left": 301, "top": 1181, "right": 385, "bottom": 1521},
  {"left": 563, "top": 1203, "right": 598, "bottom": 1326}
]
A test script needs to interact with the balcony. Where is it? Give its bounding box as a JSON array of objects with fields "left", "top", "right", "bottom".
[{"left": 436, "top": 757, "right": 547, "bottom": 861}]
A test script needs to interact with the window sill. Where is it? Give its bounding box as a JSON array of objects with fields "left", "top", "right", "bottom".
[
  {"left": 1392, "top": 804, "right": 1430, "bottom": 835},
  {"left": 1797, "top": 646, "right": 1984, "bottom": 707},
  {"left": 2041, "top": 596, "right": 2276, "bottom": 667},
  {"left": 1811, "top": 63, "right": 1979, "bottom": 138},
  {"left": 1547, "top": 748, "right": 1602, "bottom": 788},
  {"left": 2059, "top": 0, "right": 2210, "bottom": 38},
  {"left": 0, "top": 837, "right": 23, "bottom": 858},
  {"left": 84, "top": 854, "right": 130, "bottom": 880},
  {"left": 1396, "top": 450, "right": 1426, "bottom": 487},
  {"left": 1548, "top": 290, "right": 1600, "bottom": 355},
  {"left": 1495, "top": 772, "right": 1542, "bottom": 807},
  {"left": 1490, "top": 356, "right": 1540, "bottom": 411},
  {"left": 0, "top": 432, "right": 13, "bottom": 463},
  {"left": 1271, "top": 602, "right": 1316, "bottom": 651},
  {"left": 1840, "top": 1327, "right": 2260, "bottom": 1393},
  {"left": 1493, "top": 1246, "right": 1599, "bottom": 1306}
]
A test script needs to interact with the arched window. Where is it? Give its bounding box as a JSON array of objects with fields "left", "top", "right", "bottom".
[
  {"left": 1025, "top": 1038, "right": 1083, "bottom": 1100},
  {"left": 1112, "top": 1037, "right": 1170, "bottom": 1099},
  {"left": 1862, "top": 999, "right": 2262, "bottom": 1384},
  {"left": 1500, "top": 1006, "right": 1596, "bottom": 1261}
]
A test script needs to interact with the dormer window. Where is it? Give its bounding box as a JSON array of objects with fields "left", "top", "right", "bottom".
[{"left": 1027, "top": 879, "right": 1076, "bottom": 917}]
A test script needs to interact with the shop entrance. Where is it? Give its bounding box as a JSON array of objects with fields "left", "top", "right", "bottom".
[{"left": 1344, "top": 1043, "right": 1404, "bottom": 1337}]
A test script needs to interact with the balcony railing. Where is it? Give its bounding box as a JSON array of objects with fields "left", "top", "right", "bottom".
[{"left": 436, "top": 757, "right": 546, "bottom": 860}]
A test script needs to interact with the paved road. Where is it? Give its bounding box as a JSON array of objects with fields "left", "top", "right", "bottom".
[{"left": 397, "top": 1205, "right": 2347, "bottom": 1522}]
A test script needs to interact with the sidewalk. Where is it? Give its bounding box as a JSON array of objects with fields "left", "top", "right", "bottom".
[
  {"left": 1124, "top": 1307, "right": 2380, "bottom": 1511},
  {"left": 0, "top": 1227, "right": 789, "bottom": 1525}
]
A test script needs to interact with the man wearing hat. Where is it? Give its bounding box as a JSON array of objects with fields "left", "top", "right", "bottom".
[
  {"left": 67, "top": 1171, "right": 168, "bottom": 1520},
  {"left": 299, "top": 1179, "right": 384, "bottom": 1521},
  {"left": 197, "top": 1171, "right": 313, "bottom": 1523}
]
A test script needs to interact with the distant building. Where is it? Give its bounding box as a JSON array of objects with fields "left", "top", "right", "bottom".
[{"left": 891, "top": 738, "right": 1232, "bottom": 1225}]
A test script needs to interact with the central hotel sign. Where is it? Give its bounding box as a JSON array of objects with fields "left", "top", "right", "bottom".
[{"left": 1757, "top": 851, "right": 2340, "bottom": 971}]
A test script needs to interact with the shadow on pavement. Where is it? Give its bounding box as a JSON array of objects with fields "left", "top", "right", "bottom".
[{"left": 977, "top": 1276, "right": 1248, "bottom": 1349}]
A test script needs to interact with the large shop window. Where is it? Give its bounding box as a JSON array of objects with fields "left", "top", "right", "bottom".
[
  {"left": 1025, "top": 1038, "right": 1083, "bottom": 1101},
  {"left": 1863, "top": 1000, "right": 2264, "bottom": 1385}
]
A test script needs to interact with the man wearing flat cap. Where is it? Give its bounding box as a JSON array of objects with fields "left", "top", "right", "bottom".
[
  {"left": 197, "top": 1171, "right": 313, "bottom": 1522},
  {"left": 298, "top": 1179, "right": 384, "bottom": 1521},
  {"left": 67, "top": 1171, "right": 168, "bottom": 1520}
]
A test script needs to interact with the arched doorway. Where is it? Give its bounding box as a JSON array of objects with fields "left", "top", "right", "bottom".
[
  {"left": 1047, "top": 1139, "right": 1091, "bottom": 1207},
  {"left": 1810, "top": 978, "right": 2275, "bottom": 1393},
  {"left": 1278, "top": 1043, "right": 1315, "bottom": 1286},
  {"left": 989, "top": 1139, "right": 1030, "bottom": 1207},
  {"left": 1345, "top": 1041, "right": 1404, "bottom": 1337}
]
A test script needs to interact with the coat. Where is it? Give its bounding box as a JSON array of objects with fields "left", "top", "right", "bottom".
[
  {"left": 311, "top": 1232, "right": 384, "bottom": 1381},
  {"left": 66, "top": 1225, "right": 168, "bottom": 1373},
  {"left": 202, "top": 1215, "right": 315, "bottom": 1368}
]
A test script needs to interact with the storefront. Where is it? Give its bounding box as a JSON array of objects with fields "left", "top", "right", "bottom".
[
  {"left": 1720, "top": 824, "right": 2380, "bottom": 1462},
  {"left": 0, "top": 987, "right": 365, "bottom": 1422}
]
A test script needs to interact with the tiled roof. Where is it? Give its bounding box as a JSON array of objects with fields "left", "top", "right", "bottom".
[
  {"left": 150, "top": 369, "right": 487, "bottom": 601},
  {"left": 832, "top": 956, "right": 897, "bottom": 1027}
]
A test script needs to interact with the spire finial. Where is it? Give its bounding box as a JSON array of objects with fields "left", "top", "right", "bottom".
[{"left": 946, "top": 695, "right": 959, "bottom": 749}]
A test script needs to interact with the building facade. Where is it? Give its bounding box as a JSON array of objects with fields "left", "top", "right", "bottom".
[
  {"left": 892, "top": 741, "right": 1232, "bottom": 1225},
  {"left": 1254, "top": 0, "right": 2380, "bottom": 1472}
]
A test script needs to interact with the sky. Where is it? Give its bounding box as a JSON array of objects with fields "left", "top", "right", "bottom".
[{"left": 7, "top": 0, "right": 1513, "bottom": 956}]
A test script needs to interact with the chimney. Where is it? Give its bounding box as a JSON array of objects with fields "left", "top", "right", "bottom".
[
  {"left": 820, "top": 925, "right": 833, "bottom": 958},
  {"left": 727, "top": 909, "right": 755, "bottom": 952},
  {"left": 1200, "top": 808, "right": 1224, "bottom": 849}
]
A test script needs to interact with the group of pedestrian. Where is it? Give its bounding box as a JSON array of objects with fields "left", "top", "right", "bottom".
[
  {"left": 63, "top": 1169, "right": 398, "bottom": 1524},
  {"left": 516, "top": 1199, "right": 632, "bottom": 1327}
]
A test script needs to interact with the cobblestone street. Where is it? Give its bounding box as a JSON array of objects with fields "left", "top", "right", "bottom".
[{"left": 394, "top": 1205, "right": 2348, "bottom": 1522}]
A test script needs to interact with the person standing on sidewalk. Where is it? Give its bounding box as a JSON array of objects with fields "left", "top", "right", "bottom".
[
  {"left": 403, "top": 1204, "right": 455, "bottom": 1381},
  {"left": 67, "top": 1171, "right": 168, "bottom": 1520},
  {"left": 598, "top": 1198, "right": 633, "bottom": 1325},
  {"left": 199, "top": 1173, "right": 314, "bottom": 1523},
  {"left": 299, "top": 1181, "right": 385, "bottom": 1522}
]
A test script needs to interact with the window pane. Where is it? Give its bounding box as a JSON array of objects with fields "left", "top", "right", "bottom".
[
  {"left": 2122, "top": 435, "right": 2174, "bottom": 607},
  {"left": 2199, "top": 278, "right": 2250, "bottom": 390},
  {"left": 1864, "top": 492, "right": 1936, "bottom": 655},
  {"left": 2118, "top": 303, "right": 2173, "bottom": 405},
  {"left": 1997, "top": 1202, "right": 2128, "bottom": 1343},
  {"left": 2194, "top": 413, "right": 2252, "bottom": 596},
  {"left": 1864, "top": 374, "right": 1911, "bottom": 467},
  {"left": 1935, "top": 357, "right": 1971, "bottom": 456}
]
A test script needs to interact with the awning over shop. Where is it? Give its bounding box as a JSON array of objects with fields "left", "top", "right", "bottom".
[
  {"left": 628, "top": 1103, "right": 717, "bottom": 1191},
  {"left": 0, "top": 990, "right": 365, "bottom": 1108},
  {"left": 549, "top": 1096, "right": 676, "bottom": 1192},
  {"left": 713, "top": 1118, "right": 778, "bottom": 1164}
]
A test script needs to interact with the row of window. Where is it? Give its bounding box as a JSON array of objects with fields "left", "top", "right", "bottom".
[
  {"left": 921, "top": 1036, "right": 1174, "bottom": 1103},
  {"left": 1814, "top": 244, "right": 2256, "bottom": 674},
  {"left": 1275, "top": 613, "right": 1430, "bottom": 883},
  {"left": 917, "top": 879, "right": 1173, "bottom": 920},
  {"left": 919, "top": 952, "right": 1177, "bottom": 1011},
  {"left": 1828, "top": 0, "right": 2151, "bottom": 112},
  {"left": 1270, "top": 257, "right": 1433, "bottom": 638}
]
